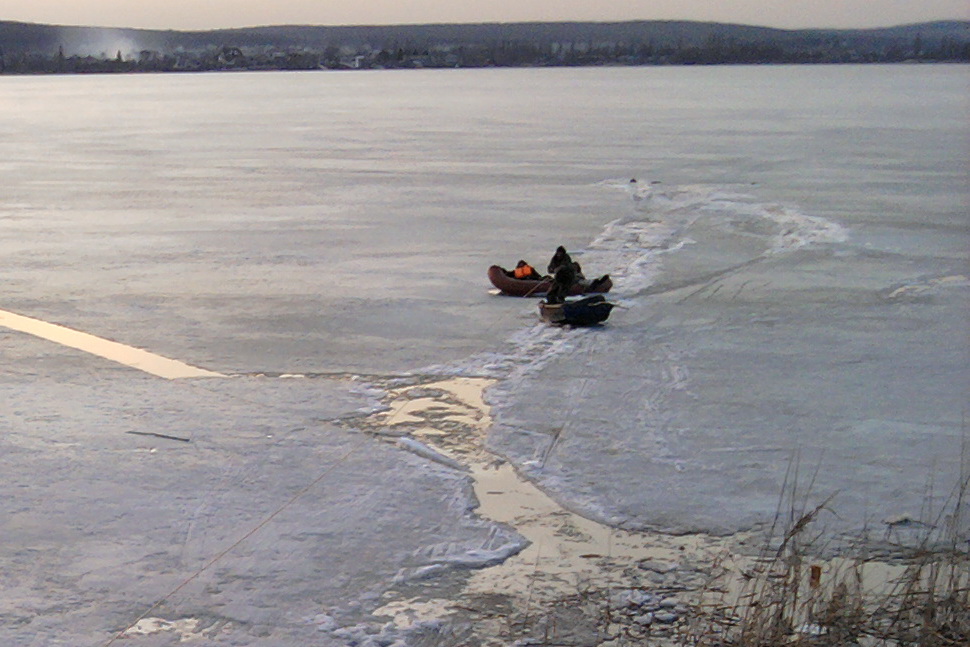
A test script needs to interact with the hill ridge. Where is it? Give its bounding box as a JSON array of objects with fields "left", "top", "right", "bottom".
[{"left": 1, "top": 19, "right": 967, "bottom": 72}]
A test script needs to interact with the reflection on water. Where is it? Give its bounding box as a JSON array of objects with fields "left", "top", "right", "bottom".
[
  {"left": 368, "top": 378, "right": 914, "bottom": 643},
  {"left": 369, "top": 378, "right": 740, "bottom": 636},
  {"left": 120, "top": 617, "right": 211, "bottom": 641},
  {"left": 0, "top": 308, "right": 223, "bottom": 379}
]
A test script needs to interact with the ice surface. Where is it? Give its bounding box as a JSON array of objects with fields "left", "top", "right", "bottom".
[
  {"left": 0, "top": 352, "right": 517, "bottom": 644},
  {"left": 2, "top": 66, "right": 967, "bottom": 644},
  {"left": 483, "top": 180, "right": 968, "bottom": 540}
]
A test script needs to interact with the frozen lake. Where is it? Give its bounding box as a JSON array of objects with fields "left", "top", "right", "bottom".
[{"left": 1, "top": 65, "right": 967, "bottom": 644}]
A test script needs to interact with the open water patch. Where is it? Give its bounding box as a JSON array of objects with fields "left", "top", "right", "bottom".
[{"left": 348, "top": 377, "right": 741, "bottom": 645}]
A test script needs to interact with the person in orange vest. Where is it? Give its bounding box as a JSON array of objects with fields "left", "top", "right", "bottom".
[{"left": 507, "top": 260, "right": 543, "bottom": 281}]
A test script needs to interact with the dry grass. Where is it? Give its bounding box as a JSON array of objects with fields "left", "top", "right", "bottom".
[
  {"left": 683, "top": 455, "right": 969, "bottom": 647},
  {"left": 478, "top": 450, "right": 968, "bottom": 647}
]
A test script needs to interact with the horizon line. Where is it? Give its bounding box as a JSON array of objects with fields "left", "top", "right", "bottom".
[{"left": 4, "top": 16, "right": 968, "bottom": 35}]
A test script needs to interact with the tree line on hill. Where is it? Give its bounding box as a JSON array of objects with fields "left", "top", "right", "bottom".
[{"left": 0, "top": 19, "right": 967, "bottom": 74}]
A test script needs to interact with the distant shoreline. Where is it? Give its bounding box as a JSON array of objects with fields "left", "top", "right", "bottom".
[
  {"left": 2, "top": 18, "right": 967, "bottom": 74},
  {"left": 1, "top": 60, "right": 967, "bottom": 78}
]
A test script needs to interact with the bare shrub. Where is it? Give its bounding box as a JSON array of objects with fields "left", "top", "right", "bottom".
[{"left": 685, "top": 453, "right": 969, "bottom": 647}]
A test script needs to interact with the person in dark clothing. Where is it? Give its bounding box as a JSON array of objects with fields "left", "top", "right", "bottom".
[
  {"left": 545, "top": 247, "right": 578, "bottom": 304},
  {"left": 548, "top": 245, "right": 585, "bottom": 279},
  {"left": 547, "top": 246, "right": 570, "bottom": 275}
]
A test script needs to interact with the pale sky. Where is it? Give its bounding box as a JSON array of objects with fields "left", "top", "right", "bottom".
[{"left": 3, "top": 0, "right": 968, "bottom": 31}]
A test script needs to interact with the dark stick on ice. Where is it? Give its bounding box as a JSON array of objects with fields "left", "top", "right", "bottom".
[
  {"left": 540, "top": 378, "right": 592, "bottom": 469},
  {"left": 539, "top": 425, "right": 565, "bottom": 470},
  {"left": 126, "top": 431, "right": 191, "bottom": 443}
]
